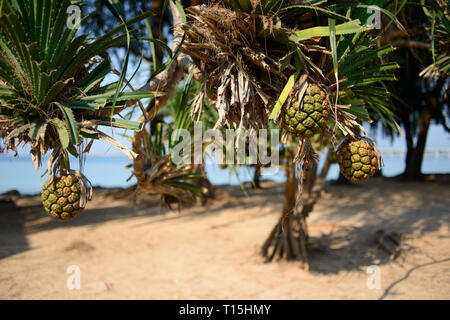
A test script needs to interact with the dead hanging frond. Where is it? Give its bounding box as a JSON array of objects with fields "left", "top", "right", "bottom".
[
  {"left": 419, "top": 61, "right": 446, "bottom": 80},
  {"left": 293, "top": 139, "right": 318, "bottom": 198},
  {"left": 182, "top": 4, "right": 288, "bottom": 129},
  {"left": 131, "top": 122, "right": 207, "bottom": 207},
  {"left": 68, "top": 169, "right": 93, "bottom": 210},
  {"left": 277, "top": 138, "right": 318, "bottom": 223},
  {"left": 333, "top": 104, "right": 366, "bottom": 138},
  {"left": 361, "top": 135, "right": 384, "bottom": 170},
  {"left": 0, "top": 116, "right": 57, "bottom": 171},
  {"left": 294, "top": 138, "right": 319, "bottom": 166},
  {"left": 134, "top": 153, "right": 208, "bottom": 207},
  {"left": 94, "top": 129, "right": 138, "bottom": 160}
]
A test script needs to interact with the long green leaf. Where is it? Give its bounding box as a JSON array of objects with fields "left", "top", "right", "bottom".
[
  {"left": 51, "top": 118, "right": 70, "bottom": 149},
  {"left": 85, "top": 116, "right": 143, "bottom": 131},
  {"left": 340, "top": 46, "right": 395, "bottom": 75},
  {"left": 294, "top": 20, "right": 367, "bottom": 42},
  {"left": 54, "top": 102, "right": 79, "bottom": 144},
  {"left": 269, "top": 71, "right": 298, "bottom": 120}
]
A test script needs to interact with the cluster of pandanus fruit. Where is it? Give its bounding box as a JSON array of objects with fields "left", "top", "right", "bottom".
[{"left": 281, "top": 83, "right": 379, "bottom": 184}]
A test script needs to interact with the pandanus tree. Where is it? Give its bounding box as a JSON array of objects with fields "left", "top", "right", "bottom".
[
  {"left": 0, "top": 0, "right": 199, "bottom": 219},
  {"left": 179, "top": 0, "right": 401, "bottom": 267},
  {"left": 0, "top": 0, "right": 407, "bottom": 269}
]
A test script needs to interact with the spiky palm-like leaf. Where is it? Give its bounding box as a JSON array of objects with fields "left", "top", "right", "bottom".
[
  {"left": 0, "top": 0, "right": 154, "bottom": 172},
  {"left": 419, "top": 0, "right": 450, "bottom": 78}
]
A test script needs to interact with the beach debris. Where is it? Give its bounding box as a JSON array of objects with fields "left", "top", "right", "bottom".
[
  {"left": 64, "top": 240, "right": 95, "bottom": 253},
  {"left": 0, "top": 190, "right": 21, "bottom": 203},
  {"left": 375, "top": 229, "right": 404, "bottom": 258}
]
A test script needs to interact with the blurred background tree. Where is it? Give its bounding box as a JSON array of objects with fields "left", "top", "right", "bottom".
[{"left": 374, "top": 0, "right": 449, "bottom": 180}]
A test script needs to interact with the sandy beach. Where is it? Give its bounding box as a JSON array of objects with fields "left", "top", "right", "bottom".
[{"left": 0, "top": 177, "right": 449, "bottom": 300}]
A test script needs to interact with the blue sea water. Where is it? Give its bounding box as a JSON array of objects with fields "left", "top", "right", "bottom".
[{"left": 0, "top": 152, "right": 449, "bottom": 195}]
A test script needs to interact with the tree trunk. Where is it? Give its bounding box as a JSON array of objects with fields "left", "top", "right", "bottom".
[
  {"left": 403, "top": 77, "right": 445, "bottom": 180},
  {"left": 149, "top": 0, "right": 165, "bottom": 67},
  {"left": 191, "top": 163, "right": 215, "bottom": 204},
  {"left": 405, "top": 109, "right": 431, "bottom": 179},
  {"left": 401, "top": 106, "right": 415, "bottom": 178},
  {"left": 261, "top": 149, "right": 332, "bottom": 269},
  {"left": 252, "top": 164, "right": 262, "bottom": 189}
]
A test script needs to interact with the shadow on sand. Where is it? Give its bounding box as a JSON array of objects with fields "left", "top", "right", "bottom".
[
  {"left": 0, "top": 199, "right": 30, "bottom": 259},
  {"left": 2, "top": 178, "right": 449, "bottom": 299},
  {"left": 304, "top": 178, "right": 450, "bottom": 299}
]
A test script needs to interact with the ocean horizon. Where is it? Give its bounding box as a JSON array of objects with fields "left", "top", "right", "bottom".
[{"left": 1, "top": 151, "right": 449, "bottom": 195}]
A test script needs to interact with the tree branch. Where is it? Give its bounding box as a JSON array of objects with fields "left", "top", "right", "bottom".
[
  {"left": 390, "top": 40, "right": 431, "bottom": 49},
  {"left": 381, "top": 27, "right": 425, "bottom": 43},
  {"left": 137, "top": 0, "right": 190, "bottom": 118},
  {"left": 132, "top": 0, "right": 190, "bottom": 191}
]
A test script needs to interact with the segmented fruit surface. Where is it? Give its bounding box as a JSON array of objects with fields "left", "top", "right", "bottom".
[
  {"left": 41, "top": 174, "right": 83, "bottom": 220},
  {"left": 282, "top": 84, "right": 329, "bottom": 138},
  {"left": 337, "top": 140, "right": 378, "bottom": 183}
]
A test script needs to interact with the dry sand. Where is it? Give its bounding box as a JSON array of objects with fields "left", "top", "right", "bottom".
[{"left": 0, "top": 178, "right": 449, "bottom": 300}]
